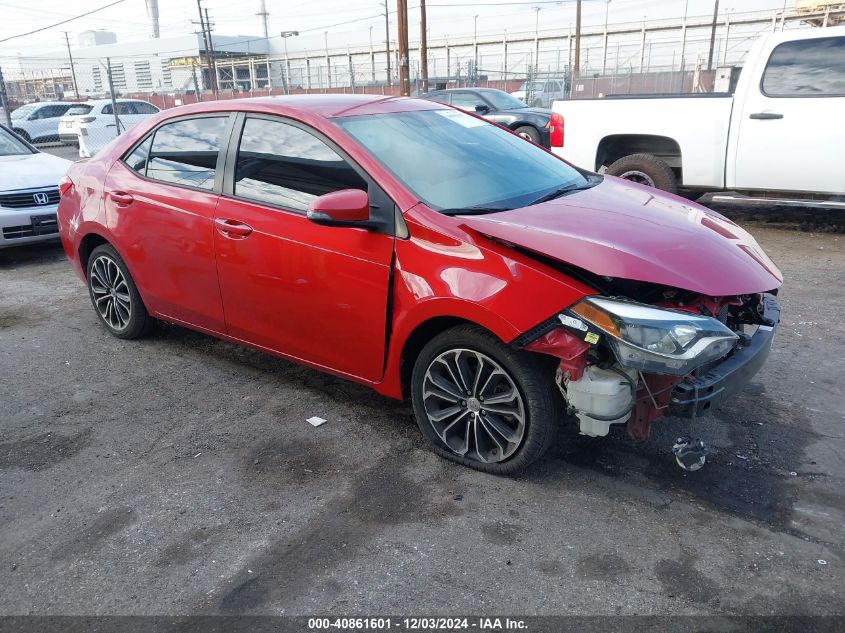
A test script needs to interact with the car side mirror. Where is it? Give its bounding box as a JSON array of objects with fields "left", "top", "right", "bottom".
[
  {"left": 474, "top": 104, "right": 490, "bottom": 114},
  {"left": 307, "top": 189, "right": 371, "bottom": 228}
]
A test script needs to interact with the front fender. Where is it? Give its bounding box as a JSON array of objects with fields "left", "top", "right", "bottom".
[{"left": 374, "top": 209, "right": 594, "bottom": 399}]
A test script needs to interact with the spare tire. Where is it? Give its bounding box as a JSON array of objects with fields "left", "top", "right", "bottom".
[{"left": 606, "top": 153, "right": 678, "bottom": 194}]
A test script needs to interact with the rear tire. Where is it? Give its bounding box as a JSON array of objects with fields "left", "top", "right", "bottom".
[
  {"left": 606, "top": 153, "right": 678, "bottom": 194},
  {"left": 86, "top": 244, "right": 153, "bottom": 339},
  {"left": 514, "top": 125, "right": 541, "bottom": 145},
  {"left": 411, "top": 325, "right": 562, "bottom": 475}
]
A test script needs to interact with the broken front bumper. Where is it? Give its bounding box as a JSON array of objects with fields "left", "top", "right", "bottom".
[{"left": 669, "top": 295, "right": 780, "bottom": 418}]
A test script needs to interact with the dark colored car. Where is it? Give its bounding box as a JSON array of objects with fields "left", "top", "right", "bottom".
[
  {"left": 57, "top": 95, "right": 781, "bottom": 475},
  {"left": 421, "top": 88, "right": 562, "bottom": 149}
]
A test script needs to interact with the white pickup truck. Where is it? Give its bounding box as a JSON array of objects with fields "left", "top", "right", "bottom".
[{"left": 551, "top": 26, "right": 845, "bottom": 208}]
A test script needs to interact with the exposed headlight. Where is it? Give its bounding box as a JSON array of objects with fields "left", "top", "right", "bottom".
[{"left": 568, "top": 297, "right": 738, "bottom": 376}]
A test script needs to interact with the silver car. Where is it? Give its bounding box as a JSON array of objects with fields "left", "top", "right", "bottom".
[
  {"left": 0, "top": 126, "right": 71, "bottom": 248},
  {"left": 511, "top": 79, "right": 567, "bottom": 108},
  {"left": 10, "top": 102, "right": 76, "bottom": 144}
]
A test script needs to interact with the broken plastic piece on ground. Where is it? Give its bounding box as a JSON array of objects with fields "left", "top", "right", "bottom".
[
  {"left": 818, "top": 560, "right": 828, "bottom": 565},
  {"left": 307, "top": 416, "right": 327, "bottom": 427},
  {"left": 672, "top": 436, "right": 706, "bottom": 472}
]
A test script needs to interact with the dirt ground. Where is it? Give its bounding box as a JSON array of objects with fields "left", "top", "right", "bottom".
[{"left": 0, "top": 225, "right": 842, "bottom": 616}]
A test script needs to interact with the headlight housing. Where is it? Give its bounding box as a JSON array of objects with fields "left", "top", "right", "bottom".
[{"left": 568, "top": 297, "right": 738, "bottom": 376}]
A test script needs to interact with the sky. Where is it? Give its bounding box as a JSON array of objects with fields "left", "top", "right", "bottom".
[{"left": 0, "top": 0, "right": 794, "bottom": 60}]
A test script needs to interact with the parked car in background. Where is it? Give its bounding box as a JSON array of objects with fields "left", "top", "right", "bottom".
[
  {"left": 421, "top": 88, "right": 561, "bottom": 148},
  {"left": 58, "top": 95, "right": 781, "bottom": 474},
  {"left": 511, "top": 79, "right": 567, "bottom": 107},
  {"left": 58, "top": 99, "right": 160, "bottom": 156},
  {"left": 10, "top": 101, "right": 75, "bottom": 144},
  {"left": 0, "top": 125, "right": 71, "bottom": 248},
  {"left": 551, "top": 26, "right": 845, "bottom": 206}
]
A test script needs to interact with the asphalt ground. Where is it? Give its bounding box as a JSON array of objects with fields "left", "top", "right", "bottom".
[{"left": 0, "top": 223, "right": 842, "bottom": 619}]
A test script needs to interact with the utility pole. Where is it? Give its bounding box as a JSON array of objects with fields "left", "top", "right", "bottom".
[
  {"left": 601, "top": 1, "right": 610, "bottom": 75},
  {"left": 324, "top": 31, "right": 331, "bottom": 89},
  {"left": 370, "top": 26, "right": 376, "bottom": 83},
  {"left": 707, "top": 0, "right": 720, "bottom": 71},
  {"left": 0, "top": 66, "right": 12, "bottom": 128},
  {"left": 195, "top": 1, "right": 216, "bottom": 95},
  {"left": 204, "top": 8, "right": 219, "bottom": 95},
  {"left": 190, "top": 59, "right": 202, "bottom": 102},
  {"left": 383, "top": 1, "right": 392, "bottom": 87},
  {"left": 105, "top": 58, "right": 121, "bottom": 137},
  {"left": 680, "top": 0, "right": 689, "bottom": 71},
  {"left": 62, "top": 32, "right": 79, "bottom": 98},
  {"left": 420, "top": 0, "right": 429, "bottom": 92},
  {"left": 534, "top": 8, "right": 541, "bottom": 76},
  {"left": 396, "top": 0, "right": 410, "bottom": 95},
  {"left": 573, "top": 0, "right": 582, "bottom": 79}
]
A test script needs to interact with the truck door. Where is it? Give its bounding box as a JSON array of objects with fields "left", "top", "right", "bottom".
[{"left": 730, "top": 34, "right": 845, "bottom": 195}]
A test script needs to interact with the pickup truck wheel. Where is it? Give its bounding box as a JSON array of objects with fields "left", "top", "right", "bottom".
[
  {"left": 411, "top": 325, "right": 561, "bottom": 475},
  {"left": 606, "top": 153, "right": 678, "bottom": 194},
  {"left": 514, "top": 125, "right": 541, "bottom": 144}
]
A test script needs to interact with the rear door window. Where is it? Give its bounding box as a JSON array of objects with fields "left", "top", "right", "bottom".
[
  {"left": 449, "top": 92, "right": 486, "bottom": 112},
  {"left": 144, "top": 116, "right": 229, "bottom": 191},
  {"left": 133, "top": 102, "right": 159, "bottom": 114},
  {"left": 761, "top": 36, "right": 845, "bottom": 96}
]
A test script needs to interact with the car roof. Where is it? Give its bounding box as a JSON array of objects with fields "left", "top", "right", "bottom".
[
  {"left": 25, "top": 101, "right": 75, "bottom": 107},
  {"left": 161, "top": 94, "right": 449, "bottom": 119}
]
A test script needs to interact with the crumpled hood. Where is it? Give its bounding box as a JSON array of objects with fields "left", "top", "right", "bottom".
[
  {"left": 0, "top": 152, "right": 72, "bottom": 192},
  {"left": 459, "top": 176, "right": 783, "bottom": 296}
]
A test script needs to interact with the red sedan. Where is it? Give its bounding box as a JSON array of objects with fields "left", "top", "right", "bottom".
[{"left": 58, "top": 95, "right": 782, "bottom": 474}]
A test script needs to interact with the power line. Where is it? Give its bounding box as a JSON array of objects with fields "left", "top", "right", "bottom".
[{"left": 0, "top": 0, "right": 130, "bottom": 44}]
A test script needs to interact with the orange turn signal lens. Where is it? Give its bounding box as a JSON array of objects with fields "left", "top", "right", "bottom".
[{"left": 570, "top": 300, "right": 621, "bottom": 338}]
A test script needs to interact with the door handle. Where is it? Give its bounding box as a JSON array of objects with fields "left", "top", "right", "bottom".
[
  {"left": 108, "top": 191, "right": 134, "bottom": 206},
  {"left": 214, "top": 218, "right": 253, "bottom": 238},
  {"left": 749, "top": 112, "right": 784, "bottom": 120}
]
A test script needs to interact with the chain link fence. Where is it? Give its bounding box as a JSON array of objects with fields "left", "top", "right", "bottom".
[{"left": 3, "top": 5, "right": 837, "bottom": 155}]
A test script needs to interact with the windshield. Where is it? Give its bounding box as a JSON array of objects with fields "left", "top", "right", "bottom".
[
  {"left": 482, "top": 91, "right": 527, "bottom": 110},
  {"left": 11, "top": 104, "right": 38, "bottom": 120},
  {"left": 0, "top": 127, "right": 34, "bottom": 155},
  {"left": 66, "top": 105, "right": 94, "bottom": 116},
  {"left": 335, "top": 109, "right": 588, "bottom": 212}
]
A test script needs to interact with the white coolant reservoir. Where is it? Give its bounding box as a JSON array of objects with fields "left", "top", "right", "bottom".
[{"left": 565, "top": 365, "right": 638, "bottom": 437}]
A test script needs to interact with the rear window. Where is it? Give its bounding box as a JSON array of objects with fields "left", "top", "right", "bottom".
[
  {"left": 66, "top": 105, "right": 94, "bottom": 116},
  {"left": 762, "top": 36, "right": 845, "bottom": 97}
]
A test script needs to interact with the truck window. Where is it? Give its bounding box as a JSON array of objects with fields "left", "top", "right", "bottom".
[{"left": 761, "top": 36, "right": 845, "bottom": 97}]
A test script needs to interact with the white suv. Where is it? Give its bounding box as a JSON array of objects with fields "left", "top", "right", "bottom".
[
  {"left": 10, "top": 102, "right": 76, "bottom": 144},
  {"left": 58, "top": 99, "right": 160, "bottom": 156}
]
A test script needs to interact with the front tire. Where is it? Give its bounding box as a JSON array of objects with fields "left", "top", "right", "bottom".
[
  {"left": 411, "top": 325, "right": 561, "bottom": 475},
  {"left": 86, "top": 244, "right": 152, "bottom": 339},
  {"left": 13, "top": 129, "right": 31, "bottom": 143},
  {"left": 605, "top": 153, "right": 678, "bottom": 193}
]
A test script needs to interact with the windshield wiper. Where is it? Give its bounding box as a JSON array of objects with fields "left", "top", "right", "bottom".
[
  {"left": 438, "top": 206, "right": 512, "bottom": 216},
  {"left": 527, "top": 176, "right": 601, "bottom": 206}
]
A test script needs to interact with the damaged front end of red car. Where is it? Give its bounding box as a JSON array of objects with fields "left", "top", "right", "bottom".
[{"left": 518, "top": 286, "right": 780, "bottom": 449}]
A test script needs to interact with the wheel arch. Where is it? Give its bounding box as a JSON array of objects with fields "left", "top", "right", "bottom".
[
  {"left": 596, "top": 134, "right": 682, "bottom": 174},
  {"left": 78, "top": 232, "right": 111, "bottom": 275},
  {"left": 379, "top": 300, "right": 523, "bottom": 400},
  {"left": 509, "top": 120, "right": 541, "bottom": 133}
]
